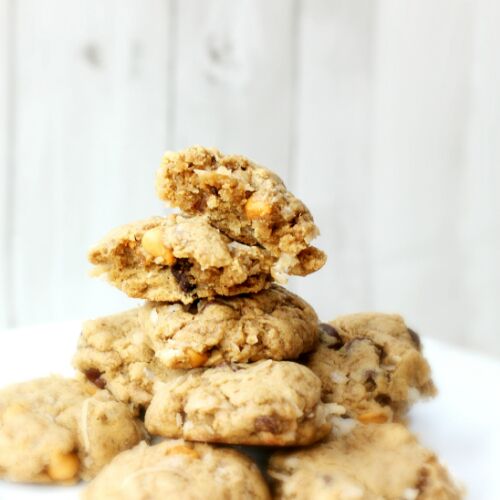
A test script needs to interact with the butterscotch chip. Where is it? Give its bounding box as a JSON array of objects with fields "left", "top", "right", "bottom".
[
  {"left": 83, "top": 440, "right": 270, "bottom": 499},
  {"left": 269, "top": 423, "right": 463, "bottom": 499},
  {"left": 165, "top": 445, "right": 200, "bottom": 459},
  {"left": 88, "top": 214, "right": 276, "bottom": 303},
  {"left": 145, "top": 360, "right": 333, "bottom": 446},
  {"left": 244, "top": 196, "right": 273, "bottom": 219},
  {"left": 46, "top": 452, "right": 80, "bottom": 482},
  {"left": 0, "top": 376, "right": 145, "bottom": 483},
  {"left": 183, "top": 348, "right": 208, "bottom": 368},
  {"left": 155, "top": 146, "right": 326, "bottom": 279},
  {"left": 305, "top": 313, "right": 436, "bottom": 421},
  {"left": 357, "top": 411, "right": 389, "bottom": 424},
  {"left": 141, "top": 227, "right": 176, "bottom": 265}
]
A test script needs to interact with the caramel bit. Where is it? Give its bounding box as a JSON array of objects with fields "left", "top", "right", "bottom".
[
  {"left": 141, "top": 227, "right": 176, "bottom": 265},
  {"left": 47, "top": 452, "right": 80, "bottom": 481},
  {"left": 165, "top": 445, "right": 200, "bottom": 459},
  {"left": 254, "top": 415, "right": 284, "bottom": 434},
  {"left": 244, "top": 195, "right": 272, "bottom": 219},
  {"left": 357, "top": 411, "right": 389, "bottom": 424},
  {"left": 186, "top": 348, "right": 209, "bottom": 368}
]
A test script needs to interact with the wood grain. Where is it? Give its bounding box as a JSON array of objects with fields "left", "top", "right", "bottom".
[
  {"left": 173, "top": 0, "right": 296, "bottom": 181},
  {"left": 11, "top": 0, "right": 172, "bottom": 324},
  {"left": 370, "top": 0, "right": 475, "bottom": 345},
  {"left": 459, "top": 0, "right": 500, "bottom": 353},
  {"left": 0, "top": 0, "right": 498, "bottom": 355},
  {"left": 0, "top": 0, "right": 11, "bottom": 326},
  {"left": 289, "top": 0, "right": 377, "bottom": 320}
]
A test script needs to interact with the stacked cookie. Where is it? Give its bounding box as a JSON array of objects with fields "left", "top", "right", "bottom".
[
  {"left": 0, "top": 146, "right": 463, "bottom": 498},
  {"left": 75, "top": 146, "right": 334, "bottom": 448}
]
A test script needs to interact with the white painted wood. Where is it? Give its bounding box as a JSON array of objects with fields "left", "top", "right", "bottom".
[
  {"left": 370, "top": 1, "right": 476, "bottom": 345},
  {"left": 0, "top": 0, "right": 10, "bottom": 327},
  {"left": 173, "top": 0, "right": 295, "bottom": 181},
  {"left": 2, "top": 0, "right": 499, "bottom": 355},
  {"left": 11, "top": 0, "right": 172, "bottom": 325},
  {"left": 290, "top": 0, "right": 377, "bottom": 320},
  {"left": 460, "top": 0, "right": 500, "bottom": 354}
]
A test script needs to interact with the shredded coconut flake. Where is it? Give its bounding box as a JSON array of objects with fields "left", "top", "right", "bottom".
[
  {"left": 144, "top": 367, "right": 156, "bottom": 381},
  {"left": 122, "top": 462, "right": 186, "bottom": 488},
  {"left": 401, "top": 488, "right": 419, "bottom": 500},
  {"left": 150, "top": 308, "right": 159, "bottom": 324},
  {"left": 227, "top": 241, "right": 250, "bottom": 251},
  {"left": 80, "top": 398, "right": 92, "bottom": 453},
  {"left": 158, "top": 348, "right": 183, "bottom": 363},
  {"left": 324, "top": 403, "right": 346, "bottom": 416},
  {"left": 338, "top": 484, "right": 365, "bottom": 498},
  {"left": 407, "top": 387, "right": 421, "bottom": 404},
  {"left": 255, "top": 359, "right": 273, "bottom": 370},
  {"left": 284, "top": 457, "right": 300, "bottom": 468},
  {"left": 247, "top": 334, "right": 258, "bottom": 345},
  {"left": 330, "top": 371, "right": 348, "bottom": 384},
  {"left": 331, "top": 416, "right": 357, "bottom": 437},
  {"left": 267, "top": 470, "right": 290, "bottom": 482}
]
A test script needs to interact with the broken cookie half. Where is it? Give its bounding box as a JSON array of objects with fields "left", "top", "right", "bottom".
[
  {"left": 88, "top": 214, "right": 275, "bottom": 303},
  {"left": 156, "top": 146, "right": 326, "bottom": 279}
]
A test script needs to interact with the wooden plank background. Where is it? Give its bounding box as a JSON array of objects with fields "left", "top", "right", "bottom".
[
  {"left": 0, "top": 0, "right": 9, "bottom": 326},
  {"left": 0, "top": 0, "right": 499, "bottom": 356}
]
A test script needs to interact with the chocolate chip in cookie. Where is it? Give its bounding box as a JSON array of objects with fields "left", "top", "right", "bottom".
[{"left": 84, "top": 368, "right": 106, "bottom": 390}]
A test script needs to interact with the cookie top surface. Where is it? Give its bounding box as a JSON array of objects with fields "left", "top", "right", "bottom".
[
  {"left": 141, "top": 284, "right": 319, "bottom": 368},
  {"left": 269, "top": 422, "right": 462, "bottom": 499},
  {"left": 83, "top": 440, "right": 270, "bottom": 500},
  {"left": 305, "top": 313, "right": 436, "bottom": 422},
  {"left": 0, "top": 376, "right": 144, "bottom": 484},
  {"left": 145, "top": 360, "right": 333, "bottom": 447},
  {"left": 73, "top": 309, "right": 181, "bottom": 411},
  {"left": 88, "top": 214, "right": 275, "bottom": 303},
  {"left": 156, "top": 146, "right": 326, "bottom": 279}
]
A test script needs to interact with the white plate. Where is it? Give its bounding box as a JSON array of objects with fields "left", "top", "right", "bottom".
[{"left": 0, "top": 321, "right": 499, "bottom": 499}]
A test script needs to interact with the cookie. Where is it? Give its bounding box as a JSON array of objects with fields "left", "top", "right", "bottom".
[
  {"left": 140, "top": 285, "right": 319, "bottom": 369},
  {"left": 155, "top": 146, "right": 326, "bottom": 280},
  {"left": 0, "top": 376, "right": 145, "bottom": 484},
  {"left": 145, "top": 360, "right": 333, "bottom": 446},
  {"left": 305, "top": 313, "right": 436, "bottom": 423},
  {"left": 268, "top": 422, "right": 462, "bottom": 499},
  {"left": 88, "top": 214, "right": 275, "bottom": 303},
  {"left": 73, "top": 309, "right": 181, "bottom": 412},
  {"left": 83, "top": 440, "right": 270, "bottom": 500}
]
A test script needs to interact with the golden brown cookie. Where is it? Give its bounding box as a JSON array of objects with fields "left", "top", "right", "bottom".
[
  {"left": 145, "top": 360, "right": 333, "bottom": 446},
  {"left": 83, "top": 440, "right": 271, "bottom": 500},
  {"left": 269, "top": 422, "right": 462, "bottom": 499},
  {"left": 73, "top": 309, "right": 181, "bottom": 413},
  {"left": 88, "top": 214, "right": 275, "bottom": 303},
  {"left": 305, "top": 313, "right": 436, "bottom": 423},
  {"left": 0, "top": 376, "right": 145, "bottom": 484},
  {"left": 156, "top": 146, "right": 326, "bottom": 280},
  {"left": 141, "top": 285, "right": 318, "bottom": 369}
]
